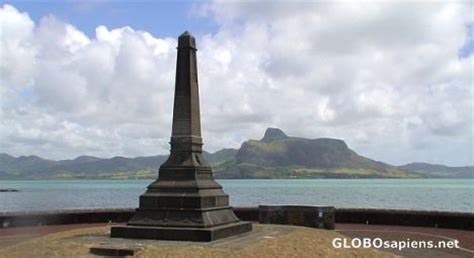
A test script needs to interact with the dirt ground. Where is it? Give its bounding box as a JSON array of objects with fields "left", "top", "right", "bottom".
[{"left": 0, "top": 224, "right": 393, "bottom": 258}]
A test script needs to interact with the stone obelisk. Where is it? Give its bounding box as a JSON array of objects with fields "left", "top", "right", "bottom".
[{"left": 111, "top": 31, "right": 252, "bottom": 241}]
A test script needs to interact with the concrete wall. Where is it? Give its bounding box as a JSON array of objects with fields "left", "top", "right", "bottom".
[
  {"left": 0, "top": 209, "right": 134, "bottom": 228},
  {"left": 335, "top": 208, "right": 474, "bottom": 230},
  {"left": 1, "top": 207, "right": 472, "bottom": 230}
]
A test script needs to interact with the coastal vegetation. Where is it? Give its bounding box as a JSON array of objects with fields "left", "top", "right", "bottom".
[{"left": 0, "top": 128, "right": 471, "bottom": 180}]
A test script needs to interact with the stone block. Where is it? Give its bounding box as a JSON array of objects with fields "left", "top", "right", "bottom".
[{"left": 258, "top": 205, "right": 335, "bottom": 229}]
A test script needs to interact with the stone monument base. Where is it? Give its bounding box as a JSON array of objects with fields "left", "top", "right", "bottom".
[{"left": 110, "top": 221, "right": 252, "bottom": 242}]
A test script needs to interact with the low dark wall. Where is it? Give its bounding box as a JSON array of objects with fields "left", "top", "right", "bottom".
[
  {"left": 0, "top": 209, "right": 134, "bottom": 228},
  {"left": 1, "top": 207, "right": 472, "bottom": 230},
  {"left": 258, "top": 205, "right": 335, "bottom": 229},
  {"left": 335, "top": 208, "right": 474, "bottom": 230}
]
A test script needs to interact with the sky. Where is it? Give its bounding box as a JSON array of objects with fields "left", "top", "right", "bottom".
[{"left": 0, "top": 1, "right": 473, "bottom": 166}]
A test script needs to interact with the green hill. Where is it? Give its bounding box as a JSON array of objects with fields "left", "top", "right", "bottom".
[
  {"left": 398, "top": 162, "right": 474, "bottom": 178},
  {"left": 0, "top": 154, "right": 167, "bottom": 179},
  {"left": 1, "top": 128, "right": 471, "bottom": 179},
  {"left": 213, "top": 128, "right": 419, "bottom": 179}
]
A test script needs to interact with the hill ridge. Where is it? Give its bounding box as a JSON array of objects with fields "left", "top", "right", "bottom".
[{"left": 1, "top": 128, "right": 472, "bottom": 179}]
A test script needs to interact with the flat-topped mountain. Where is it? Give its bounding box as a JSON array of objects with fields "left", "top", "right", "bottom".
[
  {"left": 1, "top": 128, "right": 472, "bottom": 179},
  {"left": 215, "top": 128, "right": 415, "bottom": 179},
  {"left": 236, "top": 128, "right": 383, "bottom": 168}
]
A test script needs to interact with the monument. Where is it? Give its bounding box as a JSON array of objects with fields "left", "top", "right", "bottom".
[{"left": 111, "top": 31, "right": 252, "bottom": 241}]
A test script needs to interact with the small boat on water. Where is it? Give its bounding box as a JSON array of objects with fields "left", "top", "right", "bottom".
[{"left": 0, "top": 188, "right": 19, "bottom": 192}]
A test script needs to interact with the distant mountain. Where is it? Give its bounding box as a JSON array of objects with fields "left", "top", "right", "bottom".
[
  {"left": 0, "top": 154, "right": 58, "bottom": 178},
  {"left": 0, "top": 151, "right": 235, "bottom": 179},
  {"left": 61, "top": 155, "right": 102, "bottom": 165},
  {"left": 0, "top": 154, "right": 167, "bottom": 179},
  {"left": 0, "top": 128, "right": 471, "bottom": 179},
  {"left": 213, "top": 128, "right": 419, "bottom": 179},
  {"left": 204, "top": 148, "right": 238, "bottom": 165},
  {"left": 237, "top": 128, "right": 387, "bottom": 168},
  {"left": 398, "top": 163, "right": 473, "bottom": 178}
]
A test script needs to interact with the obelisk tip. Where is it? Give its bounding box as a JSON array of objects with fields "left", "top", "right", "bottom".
[
  {"left": 180, "top": 31, "right": 192, "bottom": 37},
  {"left": 178, "top": 31, "right": 196, "bottom": 49}
]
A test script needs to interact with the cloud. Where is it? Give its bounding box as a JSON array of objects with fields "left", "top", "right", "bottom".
[
  {"left": 0, "top": 3, "right": 472, "bottom": 166},
  {"left": 197, "top": 2, "right": 473, "bottom": 166},
  {"left": 1, "top": 5, "right": 176, "bottom": 159}
]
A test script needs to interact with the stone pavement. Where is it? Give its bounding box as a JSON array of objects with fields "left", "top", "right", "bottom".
[
  {"left": 0, "top": 223, "right": 108, "bottom": 248},
  {"left": 0, "top": 224, "right": 390, "bottom": 258},
  {"left": 0, "top": 223, "right": 472, "bottom": 257},
  {"left": 336, "top": 223, "right": 474, "bottom": 257}
]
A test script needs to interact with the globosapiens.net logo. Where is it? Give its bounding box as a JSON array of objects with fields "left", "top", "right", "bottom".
[{"left": 332, "top": 237, "right": 460, "bottom": 251}]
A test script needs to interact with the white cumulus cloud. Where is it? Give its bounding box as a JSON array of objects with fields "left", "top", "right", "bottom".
[{"left": 0, "top": 3, "right": 472, "bottom": 166}]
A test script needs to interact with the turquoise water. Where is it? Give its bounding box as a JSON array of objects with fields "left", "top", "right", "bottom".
[{"left": 0, "top": 179, "right": 473, "bottom": 213}]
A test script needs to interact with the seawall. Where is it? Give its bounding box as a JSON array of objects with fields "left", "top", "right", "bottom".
[{"left": 1, "top": 207, "right": 472, "bottom": 230}]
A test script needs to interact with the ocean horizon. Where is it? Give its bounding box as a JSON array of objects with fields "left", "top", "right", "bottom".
[{"left": 1, "top": 178, "right": 473, "bottom": 213}]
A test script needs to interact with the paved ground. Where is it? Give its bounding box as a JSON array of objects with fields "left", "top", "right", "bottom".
[
  {"left": 0, "top": 223, "right": 472, "bottom": 257},
  {"left": 336, "top": 224, "right": 474, "bottom": 258},
  {"left": 0, "top": 224, "right": 390, "bottom": 258},
  {"left": 0, "top": 223, "right": 109, "bottom": 248}
]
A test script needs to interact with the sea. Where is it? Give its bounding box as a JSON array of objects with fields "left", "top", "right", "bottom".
[{"left": 1, "top": 179, "right": 473, "bottom": 213}]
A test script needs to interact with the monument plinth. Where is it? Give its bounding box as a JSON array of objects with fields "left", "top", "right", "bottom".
[{"left": 111, "top": 31, "right": 252, "bottom": 241}]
